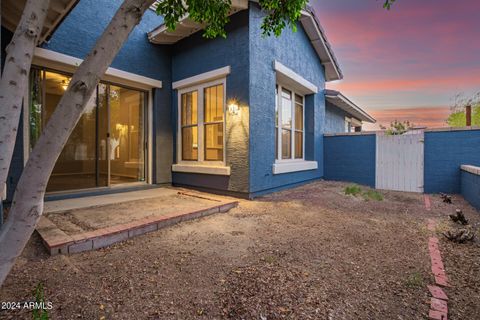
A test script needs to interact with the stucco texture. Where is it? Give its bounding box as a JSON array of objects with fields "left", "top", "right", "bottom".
[
  {"left": 171, "top": 10, "right": 250, "bottom": 193},
  {"left": 248, "top": 3, "right": 326, "bottom": 195},
  {"left": 324, "top": 134, "right": 376, "bottom": 188},
  {"left": 424, "top": 130, "right": 480, "bottom": 194},
  {"left": 325, "top": 101, "right": 348, "bottom": 134}
]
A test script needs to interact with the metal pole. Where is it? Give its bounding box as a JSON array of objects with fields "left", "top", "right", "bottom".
[{"left": 466, "top": 105, "right": 472, "bottom": 127}]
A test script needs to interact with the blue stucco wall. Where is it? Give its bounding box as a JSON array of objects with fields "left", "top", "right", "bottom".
[
  {"left": 324, "top": 134, "right": 376, "bottom": 187},
  {"left": 171, "top": 10, "right": 250, "bottom": 194},
  {"left": 424, "top": 130, "right": 480, "bottom": 194},
  {"left": 43, "top": 0, "right": 169, "bottom": 81},
  {"left": 461, "top": 170, "right": 480, "bottom": 211},
  {"left": 248, "top": 3, "right": 326, "bottom": 195},
  {"left": 325, "top": 101, "right": 348, "bottom": 134}
]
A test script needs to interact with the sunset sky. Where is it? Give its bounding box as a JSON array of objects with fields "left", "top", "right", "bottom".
[{"left": 313, "top": 0, "right": 480, "bottom": 129}]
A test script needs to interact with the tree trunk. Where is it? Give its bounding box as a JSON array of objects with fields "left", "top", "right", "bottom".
[
  {"left": 0, "top": 0, "right": 50, "bottom": 201},
  {"left": 0, "top": 0, "right": 155, "bottom": 287}
]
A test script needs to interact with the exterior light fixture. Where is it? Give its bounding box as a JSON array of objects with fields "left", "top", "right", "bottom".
[
  {"left": 228, "top": 100, "right": 239, "bottom": 115},
  {"left": 61, "top": 79, "right": 70, "bottom": 91}
]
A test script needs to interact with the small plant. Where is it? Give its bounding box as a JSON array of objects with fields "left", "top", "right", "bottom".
[
  {"left": 344, "top": 185, "right": 362, "bottom": 196},
  {"left": 405, "top": 272, "right": 424, "bottom": 288},
  {"left": 345, "top": 185, "right": 383, "bottom": 201},
  {"left": 32, "top": 282, "right": 49, "bottom": 320},
  {"left": 362, "top": 190, "right": 384, "bottom": 201}
]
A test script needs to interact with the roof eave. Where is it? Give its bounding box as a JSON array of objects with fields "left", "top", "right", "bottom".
[
  {"left": 1, "top": 0, "right": 80, "bottom": 44},
  {"left": 299, "top": 8, "right": 343, "bottom": 82},
  {"left": 326, "top": 92, "right": 376, "bottom": 123}
]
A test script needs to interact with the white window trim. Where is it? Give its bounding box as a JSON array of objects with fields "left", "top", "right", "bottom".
[
  {"left": 32, "top": 47, "right": 163, "bottom": 90},
  {"left": 276, "top": 84, "right": 306, "bottom": 162},
  {"left": 172, "top": 66, "right": 231, "bottom": 90},
  {"left": 273, "top": 84, "right": 317, "bottom": 174},
  {"left": 273, "top": 60, "right": 318, "bottom": 95},
  {"left": 273, "top": 160, "right": 318, "bottom": 175},
  {"left": 172, "top": 164, "right": 231, "bottom": 176},
  {"left": 175, "top": 77, "right": 230, "bottom": 175}
]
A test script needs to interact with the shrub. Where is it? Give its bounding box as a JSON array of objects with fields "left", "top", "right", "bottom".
[
  {"left": 362, "top": 190, "right": 384, "bottom": 201},
  {"left": 344, "top": 185, "right": 362, "bottom": 196}
]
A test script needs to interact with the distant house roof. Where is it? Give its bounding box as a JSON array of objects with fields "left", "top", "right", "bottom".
[
  {"left": 1, "top": 0, "right": 79, "bottom": 44},
  {"left": 147, "top": 1, "right": 343, "bottom": 81},
  {"left": 325, "top": 89, "right": 376, "bottom": 123}
]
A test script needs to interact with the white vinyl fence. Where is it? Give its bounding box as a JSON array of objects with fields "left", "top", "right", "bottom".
[{"left": 375, "top": 131, "right": 424, "bottom": 193}]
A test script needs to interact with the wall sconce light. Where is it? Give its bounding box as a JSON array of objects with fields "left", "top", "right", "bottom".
[
  {"left": 228, "top": 100, "right": 239, "bottom": 115},
  {"left": 61, "top": 79, "right": 70, "bottom": 91}
]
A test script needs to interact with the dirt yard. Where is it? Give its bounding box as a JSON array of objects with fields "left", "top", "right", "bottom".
[{"left": 1, "top": 181, "right": 479, "bottom": 320}]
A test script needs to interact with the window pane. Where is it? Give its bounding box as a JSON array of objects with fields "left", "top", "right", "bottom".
[
  {"left": 295, "top": 104, "right": 303, "bottom": 131},
  {"left": 275, "top": 128, "right": 278, "bottom": 160},
  {"left": 295, "top": 131, "right": 303, "bottom": 159},
  {"left": 282, "top": 88, "right": 291, "bottom": 99},
  {"left": 182, "top": 126, "right": 198, "bottom": 160},
  {"left": 281, "top": 94, "right": 292, "bottom": 129},
  {"left": 29, "top": 69, "right": 43, "bottom": 150},
  {"left": 181, "top": 91, "right": 198, "bottom": 126},
  {"left": 204, "top": 123, "right": 224, "bottom": 161},
  {"left": 204, "top": 84, "right": 224, "bottom": 123},
  {"left": 43, "top": 71, "right": 96, "bottom": 192},
  {"left": 282, "top": 129, "right": 291, "bottom": 159},
  {"left": 295, "top": 94, "right": 303, "bottom": 105}
]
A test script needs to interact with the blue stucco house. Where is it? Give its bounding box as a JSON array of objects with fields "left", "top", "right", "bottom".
[{"left": 1, "top": 0, "right": 374, "bottom": 201}]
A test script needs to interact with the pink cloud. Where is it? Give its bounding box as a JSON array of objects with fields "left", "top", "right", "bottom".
[
  {"left": 315, "top": 0, "right": 480, "bottom": 110},
  {"left": 364, "top": 106, "right": 452, "bottom": 130}
]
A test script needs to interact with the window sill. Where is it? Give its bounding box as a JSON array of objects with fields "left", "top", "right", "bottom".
[
  {"left": 172, "top": 164, "right": 231, "bottom": 176},
  {"left": 272, "top": 160, "right": 318, "bottom": 175}
]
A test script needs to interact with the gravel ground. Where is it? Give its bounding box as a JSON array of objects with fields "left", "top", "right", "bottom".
[{"left": 0, "top": 180, "right": 478, "bottom": 320}]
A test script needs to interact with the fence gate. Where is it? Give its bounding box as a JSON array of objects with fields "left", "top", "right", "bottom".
[{"left": 375, "top": 131, "right": 424, "bottom": 193}]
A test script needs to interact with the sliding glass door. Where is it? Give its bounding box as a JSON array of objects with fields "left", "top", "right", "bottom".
[{"left": 29, "top": 68, "right": 147, "bottom": 193}]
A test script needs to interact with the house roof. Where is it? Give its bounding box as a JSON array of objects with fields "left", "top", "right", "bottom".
[
  {"left": 325, "top": 89, "right": 376, "bottom": 123},
  {"left": 1, "top": 0, "right": 79, "bottom": 44},
  {"left": 299, "top": 6, "right": 342, "bottom": 81},
  {"left": 147, "top": 1, "right": 343, "bottom": 81}
]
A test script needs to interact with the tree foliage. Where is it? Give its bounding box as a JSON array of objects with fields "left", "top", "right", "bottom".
[
  {"left": 156, "top": 0, "right": 397, "bottom": 38},
  {"left": 157, "top": 0, "right": 310, "bottom": 38},
  {"left": 381, "top": 120, "right": 413, "bottom": 135},
  {"left": 383, "top": 0, "right": 397, "bottom": 10},
  {"left": 447, "top": 92, "right": 480, "bottom": 127}
]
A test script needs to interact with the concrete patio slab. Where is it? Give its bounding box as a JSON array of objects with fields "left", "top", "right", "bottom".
[
  {"left": 37, "top": 187, "right": 238, "bottom": 255},
  {"left": 44, "top": 187, "right": 182, "bottom": 214}
]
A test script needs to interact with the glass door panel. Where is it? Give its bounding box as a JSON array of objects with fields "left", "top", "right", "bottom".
[
  {"left": 30, "top": 69, "right": 147, "bottom": 192},
  {"left": 108, "top": 85, "right": 145, "bottom": 185},
  {"left": 97, "top": 84, "right": 109, "bottom": 187},
  {"left": 44, "top": 71, "right": 97, "bottom": 192}
]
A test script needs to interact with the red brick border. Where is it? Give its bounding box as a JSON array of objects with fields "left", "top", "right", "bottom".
[
  {"left": 37, "top": 201, "right": 238, "bottom": 255},
  {"left": 426, "top": 219, "right": 449, "bottom": 320},
  {"left": 424, "top": 194, "right": 432, "bottom": 211}
]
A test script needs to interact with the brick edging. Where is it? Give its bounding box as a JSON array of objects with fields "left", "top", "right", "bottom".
[
  {"left": 37, "top": 201, "right": 238, "bottom": 255},
  {"left": 426, "top": 219, "right": 450, "bottom": 320}
]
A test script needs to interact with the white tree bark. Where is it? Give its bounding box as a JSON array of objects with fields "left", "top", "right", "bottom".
[
  {"left": 0, "top": 0, "right": 155, "bottom": 287},
  {"left": 0, "top": 0, "right": 50, "bottom": 201}
]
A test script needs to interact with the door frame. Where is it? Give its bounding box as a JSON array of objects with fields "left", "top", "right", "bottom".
[{"left": 24, "top": 66, "right": 152, "bottom": 194}]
